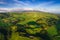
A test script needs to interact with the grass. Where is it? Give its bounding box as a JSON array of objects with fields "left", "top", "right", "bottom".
[{"left": 0, "top": 11, "right": 60, "bottom": 40}]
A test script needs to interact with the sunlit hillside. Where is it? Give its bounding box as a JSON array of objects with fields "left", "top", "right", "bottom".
[{"left": 0, "top": 12, "right": 60, "bottom": 40}]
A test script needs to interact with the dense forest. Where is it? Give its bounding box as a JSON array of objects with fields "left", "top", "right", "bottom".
[{"left": 0, "top": 12, "right": 60, "bottom": 40}]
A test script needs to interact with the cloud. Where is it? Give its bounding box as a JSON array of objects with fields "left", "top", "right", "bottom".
[
  {"left": 30, "top": 1, "right": 60, "bottom": 13},
  {"left": 23, "top": 8, "right": 33, "bottom": 10},
  {"left": 5, "top": 0, "right": 31, "bottom": 8},
  {"left": 0, "top": 1, "right": 6, "bottom": 4},
  {"left": 14, "top": 0, "right": 30, "bottom": 6},
  {"left": 0, "top": 0, "right": 60, "bottom": 13},
  {"left": 34, "top": 7, "right": 60, "bottom": 13},
  {"left": 0, "top": 7, "right": 33, "bottom": 12},
  {"left": 0, "top": 7, "right": 60, "bottom": 13}
]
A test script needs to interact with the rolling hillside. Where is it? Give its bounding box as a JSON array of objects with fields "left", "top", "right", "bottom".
[{"left": 0, "top": 11, "right": 60, "bottom": 40}]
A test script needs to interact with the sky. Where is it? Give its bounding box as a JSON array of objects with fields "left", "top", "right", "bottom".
[{"left": 0, "top": 0, "right": 60, "bottom": 13}]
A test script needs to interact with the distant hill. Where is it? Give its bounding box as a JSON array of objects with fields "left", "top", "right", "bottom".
[{"left": 55, "top": 14, "right": 60, "bottom": 18}]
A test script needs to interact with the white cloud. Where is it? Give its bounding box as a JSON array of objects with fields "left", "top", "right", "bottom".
[
  {"left": 0, "top": 7, "right": 33, "bottom": 12},
  {"left": 30, "top": 1, "right": 60, "bottom": 13},
  {"left": 14, "top": 0, "right": 30, "bottom": 6},
  {"left": 23, "top": 8, "right": 33, "bottom": 10},
  {"left": 0, "top": 7, "right": 60, "bottom": 13},
  {"left": 0, "top": 0, "right": 60, "bottom": 13},
  {"left": 0, "top": 1, "right": 6, "bottom": 4}
]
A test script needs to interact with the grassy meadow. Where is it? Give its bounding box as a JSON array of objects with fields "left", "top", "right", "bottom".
[{"left": 0, "top": 12, "right": 60, "bottom": 40}]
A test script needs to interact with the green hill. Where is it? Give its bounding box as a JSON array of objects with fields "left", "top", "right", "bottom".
[{"left": 0, "top": 12, "right": 60, "bottom": 40}]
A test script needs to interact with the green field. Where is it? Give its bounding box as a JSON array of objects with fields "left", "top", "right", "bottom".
[{"left": 0, "top": 12, "right": 60, "bottom": 40}]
